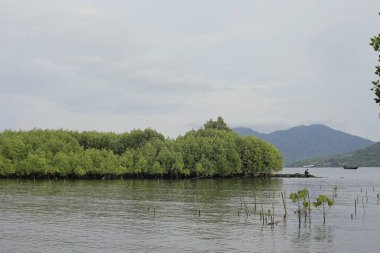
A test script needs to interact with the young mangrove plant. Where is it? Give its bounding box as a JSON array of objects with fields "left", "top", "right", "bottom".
[
  {"left": 333, "top": 186, "right": 338, "bottom": 199},
  {"left": 313, "top": 194, "right": 335, "bottom": 225},
  {"left": 290, "top": 188, "right": 311, "bottom": 226}
]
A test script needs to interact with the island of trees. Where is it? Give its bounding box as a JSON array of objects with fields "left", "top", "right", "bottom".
[{"left": 0, "top": 117, "right": 283, "bottom": 179}]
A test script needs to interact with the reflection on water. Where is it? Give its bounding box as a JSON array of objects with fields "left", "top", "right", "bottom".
[{"left": 0, "top": 168, "right": 380, "bottom": 252}]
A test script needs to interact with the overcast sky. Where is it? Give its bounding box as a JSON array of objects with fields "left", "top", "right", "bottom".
[{"left": 1, "top": 0, "right": 380, "bottom": 141}]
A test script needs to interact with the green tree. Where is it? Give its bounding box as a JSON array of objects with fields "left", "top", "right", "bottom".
[
  {"left": 120, "top": 149, "right": 135, "bottom": 175},
  {"left": 133, "top": 152, "right": 148, "bottom": 175},
  {"left": 16, "top": 152, "right": 50, "bottom": 177},
  {"left": 71, "top": 151, "right": 93, "bottom": 177},
  {"left": 290, "top": 188, "right": 311, "bottom": 226},
  {"left": 177, "top": 128, "right": 243, "bottom": 177},
  {"left": 0, "top": 131, "right": 28, "bottom": 161},
  {"left": 313, "top": 195, "right": 335, "bottom": 225},
  {"left": 0, "top": 121, "right": 283, "bottom": 178},
  {"left": 118, "top": 129, "right": 165, "bottom": 151},
  {"left": 203, "top": 116, "right": 231, "bottom": 131},
  {"left": 0, "top": 156, "right": 15, "bottom": 176},
  {"left": 237, "top": 137, "right": 262, "bottom": 176},
  {"left": 370, "top": 13, "right": 380, "bottom": 107},
  {"left": 156, "top": 141, "right": 187, "bottom": 177},
  {"left": 51, "top": 152, "right": 71, "bottom": 177}
]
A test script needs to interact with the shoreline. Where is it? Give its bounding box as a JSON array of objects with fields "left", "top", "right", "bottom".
[
  {"left": 0, "top": 173, "right": 320, "bottom": 180},
  {"left": 272, "top": 173, "right": 319, "bottom": 178}
]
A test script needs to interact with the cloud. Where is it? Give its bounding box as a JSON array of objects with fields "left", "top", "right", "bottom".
[
  {"left": 80, "top": 7, "right": 104, "bottom": 17},
  {"left": 0, "top": 0, "right": 379, "bottom": 141}
]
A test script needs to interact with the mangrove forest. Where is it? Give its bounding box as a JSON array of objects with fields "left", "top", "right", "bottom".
[{"left": 0, "top": 117, "right": 283, "bottom": 179}]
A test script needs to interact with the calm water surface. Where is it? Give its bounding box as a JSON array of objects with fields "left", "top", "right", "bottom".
[{"left": 1, "top": 167, "right": 380, "bottom": 252}]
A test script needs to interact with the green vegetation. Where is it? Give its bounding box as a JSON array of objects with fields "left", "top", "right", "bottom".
[
  {"left": 290, "top": 189, "right": 335, "bottom": 225},
  {"left": 289, "top": 188, "right": 311, "bottom": 226},
  {"left": 313, "top": 195, "right": 335, "bottom": 225},
  {"left": 290, "top": 142, "right": 380, "bottom": 167},
  {"left": 203, "top": 116, "right": 232, "bottom": 132},
  {"left": 0, "top": 117, "right": 283, "bottom": 179},
  {"left": 370, "top": 12, "right": 380, "bottom": 108}
]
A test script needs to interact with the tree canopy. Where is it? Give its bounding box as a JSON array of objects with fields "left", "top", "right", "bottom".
[
  {"left": 203, "top": 116, "right": 232, "bottom": 132},
  {"left": 370, "top": 12, "right": 380, "bottom": 108},
  {"left": 0, "top": 118, "right": 283, "bottom": 179}
]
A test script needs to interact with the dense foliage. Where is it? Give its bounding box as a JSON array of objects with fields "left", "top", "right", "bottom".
[
  {"left": 0, "top": 119, "right": 283, "bottom": 179},
  {"left": 370, "top": 13, "right": 380, "bottom": 108},
  {"left": 203, "top": 116, "right": 232, "bottom": 132}
]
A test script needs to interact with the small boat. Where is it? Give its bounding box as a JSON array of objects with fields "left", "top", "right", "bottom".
[
  {"left": 343, "top": 166, "right": 358, "bottom": 170},
  {"left": 302, "top": 165, "right": 314, "bottom": 168}
]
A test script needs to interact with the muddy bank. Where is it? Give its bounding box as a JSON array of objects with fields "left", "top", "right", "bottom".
[{"left": 272, "top": 173, "right": 320, "bottom": 178}]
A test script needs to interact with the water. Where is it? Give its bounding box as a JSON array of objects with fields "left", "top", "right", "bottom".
[{"left": 1, "top": 168, "right": 380, "bottom": 252}]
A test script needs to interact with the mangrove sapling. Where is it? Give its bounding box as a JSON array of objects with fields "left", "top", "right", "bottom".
[
  {"left": 290, "top": 188, "right": 311, "bottom": 227},
  {"left": 333, "top": 186, "right": 338, "bottom": 199},
  {"left": 241, "top": 194, "right": 250, "bottom": 217},
  {"left": 313, "top": 195, "right": 335, "bottom": 225}
]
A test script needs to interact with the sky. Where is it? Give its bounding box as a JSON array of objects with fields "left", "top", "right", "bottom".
[{"left": 1, "top": 0, "right": 380, "bottom": 141}]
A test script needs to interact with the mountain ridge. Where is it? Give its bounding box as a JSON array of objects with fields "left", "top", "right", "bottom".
[
  {"left": 233, "top": 124, "right": 375, "bottom": 165},
  {"left": 290, "top": 142, "right": 380, "bottom": 167}
]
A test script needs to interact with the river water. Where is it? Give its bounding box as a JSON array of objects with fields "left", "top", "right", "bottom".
[{"left": 1, "top": 167, "right": 380, "bottom": 252}]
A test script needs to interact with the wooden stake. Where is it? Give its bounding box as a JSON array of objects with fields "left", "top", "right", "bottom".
[
  {"left": 307, "top": 191, "right": 311, "bottom": 217},
  {"left": 260, "top": 191, "right": 263, "bottom": 217},
  {"left": 281, "top": 191, "right": 287, "bottom": 219},
  {"left": 272, "top": 191, "right": 275, "bottom": 223},
  {"left": 362, "top": 197, "right": 365, "bottom": 215}
]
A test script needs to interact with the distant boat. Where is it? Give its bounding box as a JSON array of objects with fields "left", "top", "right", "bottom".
[
  {"left": 343, "top": 166, "right": 358, "bottom": 170},
  {"left": 302, "top": 165, "right": 314, "bottom": 168}
]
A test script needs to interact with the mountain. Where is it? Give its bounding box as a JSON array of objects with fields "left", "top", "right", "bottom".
[
  {"left": 232, "top": 127, "right": 264, "bottom": 138},
  {"left": 290, "top": 142, "right": 380, "bottom": 167},
  {"left": 233, "top": 124, "right": 375, "bottom": 165}
]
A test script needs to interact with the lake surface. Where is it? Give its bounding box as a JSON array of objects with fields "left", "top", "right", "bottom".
[{"left": 1, "top": 167, "right": 380, "bottom": 252}]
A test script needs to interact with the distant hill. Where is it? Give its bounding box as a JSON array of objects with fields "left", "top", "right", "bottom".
[
  {"left": 290, "top": 142, "right": 380, "bottom": 167},
  {"left": 232, "top": 127, "right": 264, "bottom": 138},
  {"left": 233, "top": 124, "right": 375, "bottom": 165}
]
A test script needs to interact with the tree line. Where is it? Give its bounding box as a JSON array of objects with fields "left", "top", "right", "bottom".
[{"left": 0, "top": 117, "right": 283, "bottom": 179}]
